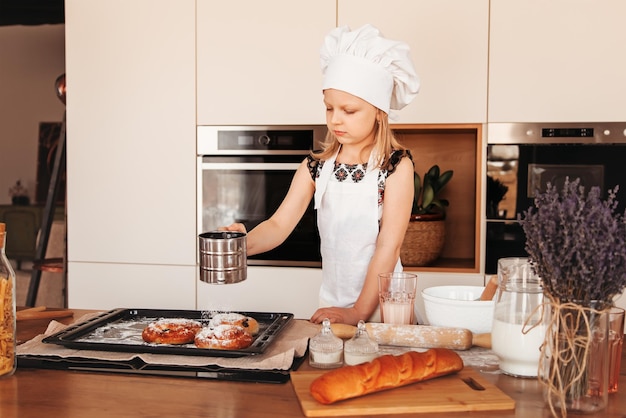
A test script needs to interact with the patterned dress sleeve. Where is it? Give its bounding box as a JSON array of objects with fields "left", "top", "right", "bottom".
[
  {"left": 387, "top": 149, "right": 414, "bottom": 175},
  {"left": 306, "top": 155, "right": 321, "bottom": 181}
]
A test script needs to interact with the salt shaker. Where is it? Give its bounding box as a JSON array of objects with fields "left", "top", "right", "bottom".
[
  {"left": 309, "top": 318, "right": 343, "bottom": 368},
  {"left": 344, "top": 320, "right": 379, "bottom": 365}
]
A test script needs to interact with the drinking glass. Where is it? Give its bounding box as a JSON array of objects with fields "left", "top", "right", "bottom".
[
  {"left": 609, "top": 307, "right": 625, "bottom": 394},
  {"left": 378, "top": 272, "right": 417, "bottom": 324}
]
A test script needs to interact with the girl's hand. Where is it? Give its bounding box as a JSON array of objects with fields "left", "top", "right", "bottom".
[
  {"left": 310, "top": 306, "right": 362, "bottom": 326},
  {"left": 218, "top": 223, "right": 247, "bottom": 233}
]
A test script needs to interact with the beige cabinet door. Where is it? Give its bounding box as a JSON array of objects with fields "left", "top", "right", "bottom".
[
  {"left": 489, "top": 0, "right": 626, "bottom": 122},
  {"left": 197, "top": 0, "right": 336, "bottom": 125},
  {"left": 338, "top": 0, "right": 489, "bottom": 124},
  {"left": 68, "top": 263, "right": 196, "bottom": 309},
  {"left": 65, "top": 0, "right": 197, "bottom": 267}
]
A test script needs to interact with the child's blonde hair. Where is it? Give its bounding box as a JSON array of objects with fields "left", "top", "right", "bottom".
[{"left": 311, "top": 111, "right": 408, "bottom": 171}]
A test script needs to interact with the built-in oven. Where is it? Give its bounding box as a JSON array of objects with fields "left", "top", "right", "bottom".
[
  {"left": 197, "top": 125, "right": 327, "bottom": 267},
  {"left": 485, "top": 122, "right": 626, "bottom": 274}
]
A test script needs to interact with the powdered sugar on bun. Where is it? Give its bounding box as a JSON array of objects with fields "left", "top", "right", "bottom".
[
  {"left": 209, "top": 313, "right": 260, "bottom": 335},
  {"left": 194, "top": 325, "right": 254, "bottom": 350},
  {"left": 141, "top": 318, "right": 202, "bottom": 345}
]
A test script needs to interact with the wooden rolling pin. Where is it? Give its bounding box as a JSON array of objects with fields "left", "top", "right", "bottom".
[{"left": 330, "top": 323, "right": 491, "bottom": 350}]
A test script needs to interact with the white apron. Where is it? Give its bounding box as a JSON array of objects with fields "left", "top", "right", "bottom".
[{"left": 314, "top": 148, "right": 401, "bottom": 308}]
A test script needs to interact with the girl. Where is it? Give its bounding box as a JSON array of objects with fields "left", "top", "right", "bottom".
[{"left": 222, "top": 24, "right": 420, "bottom": 325}]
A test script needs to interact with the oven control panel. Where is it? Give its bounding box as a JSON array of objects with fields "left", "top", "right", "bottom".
[
  {"left": 198, "top": 125, "right": 326, "bottom": 155},
  {"left": 541, "top": 128, "right": 594, "bottom": 138},
  {"left": 488, "top": 122, "right": 626, "bottom": 144}
]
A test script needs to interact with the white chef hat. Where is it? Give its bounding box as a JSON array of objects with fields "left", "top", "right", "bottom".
[{"left": 320, "top": 24, "right": 420, "bottom": 114}]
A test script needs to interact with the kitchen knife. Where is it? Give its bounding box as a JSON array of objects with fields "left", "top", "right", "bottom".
[{"left": 330, "top": 323, "right": 491, "bottom": 350}]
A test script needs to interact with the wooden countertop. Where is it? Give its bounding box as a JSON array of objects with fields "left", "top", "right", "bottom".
[{"left": 2, "top": 309, "right": 625, "bottom": 418}]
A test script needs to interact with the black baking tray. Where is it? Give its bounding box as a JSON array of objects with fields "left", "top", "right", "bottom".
[
  {"left": 41, "top": 308, "right": 294, "bottom": 358},
  {"left": 17, "top": 352, "right": 308, "bottom": 384}
]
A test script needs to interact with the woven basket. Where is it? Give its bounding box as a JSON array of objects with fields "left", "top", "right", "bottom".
[{"left": 400, "top": 215, "right": 446, "bottom": 267}]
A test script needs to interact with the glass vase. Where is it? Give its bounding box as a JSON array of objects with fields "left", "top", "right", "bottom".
[{"left": 539, "top": 299, "right": 610, "bottom": 416}]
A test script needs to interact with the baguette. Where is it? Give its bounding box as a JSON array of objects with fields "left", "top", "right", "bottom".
[{"left": 309, "top": 348, "right": 463, "bottom": 404}]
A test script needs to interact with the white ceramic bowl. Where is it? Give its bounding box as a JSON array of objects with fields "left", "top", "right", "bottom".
[{"left": 422, "top": 285, "right": 494, "bottom": 334}]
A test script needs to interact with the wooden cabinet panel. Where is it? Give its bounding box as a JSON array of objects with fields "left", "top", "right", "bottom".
[
  {"left": 394, "top": 124, "right": 483, "bottom": 273},
  {"left": 338, "top": 0, "right": 489, "bottom": 124}
]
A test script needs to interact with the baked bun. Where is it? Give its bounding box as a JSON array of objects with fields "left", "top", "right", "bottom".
[
  {"left": 142, "top": 318, "right": 202, "bottom": 345},
  {"left": 194, "top": 325, "right": 254, "bottom": 350},
  {"left": 209, "top": 313, "right": 259, "bottom": 335}
]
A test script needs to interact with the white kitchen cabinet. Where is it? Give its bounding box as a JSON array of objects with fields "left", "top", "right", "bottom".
[
  {"left": 489, "top": 0, "right": 626, "bottom": 123},
  {"left": 68, "top": 263, "right": 196, "bottom": 310},
  {"left": 196, "top": 0, "right": 336, "bottom": 125},
  {"left": 62, "top": 0, "right": 492, "bottom": 313},
  {"left": 196, "top": 266, "right": 323, "bottom": 319},
  {"left": 196, "top": 267, "right": 486, "bottom": 323},
  {"left": 338, "top": 0, "right": 489, "bottom": 124},
  {"left": 65, "top": 0, "right": 197, "bottom": 307}
]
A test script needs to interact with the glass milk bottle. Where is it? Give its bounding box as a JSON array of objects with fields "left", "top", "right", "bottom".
[
  {"left": 491, "top": 257, "right": 545, "bottom": 377},
  {"left": 0, "top": 223, "right": 17, "bottom": 377}
]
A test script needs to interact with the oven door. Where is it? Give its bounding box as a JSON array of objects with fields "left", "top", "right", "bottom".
[
  {"left": 485, "top": 142, "right": 626, "bottom": 274},
  {"left": 198, "top": 155, "right": 320, "bottom": 267}
]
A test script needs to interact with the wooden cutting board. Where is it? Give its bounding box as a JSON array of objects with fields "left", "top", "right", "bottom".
[{"left": 290, "top": 368, "right": 515, "bottom": 416}]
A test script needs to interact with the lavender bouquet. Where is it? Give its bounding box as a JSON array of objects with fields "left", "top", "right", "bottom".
[
  {"left": 520, "top": 178, "right": 626, "bottom": 416},
  {"left": 521, "top": 177, "right": 626, "bottom": 307}
]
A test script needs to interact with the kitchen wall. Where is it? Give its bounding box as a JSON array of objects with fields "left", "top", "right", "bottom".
[
  {"left": 5, "top": 2, "right": 625, "bottom": 316},
  {"left": 62, "top": 0, "right": 626, "bottom": 318},
  {"left": 0, "top": 24, "right": 65, "bottom": 205}
]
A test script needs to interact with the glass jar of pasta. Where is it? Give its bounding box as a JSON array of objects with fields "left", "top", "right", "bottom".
[{"left": 0, "top": 223, "right": 16, "bottom": 377}]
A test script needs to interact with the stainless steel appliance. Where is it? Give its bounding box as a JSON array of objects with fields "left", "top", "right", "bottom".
[
  {"left": 197, "top": 125, "right": 326, "bottom": 267},
  {"left": 485, "top": 122, "right": 626, "bottom": 274},
  {"left": 198, "top": 231, "right": 247, "bottom": 284}
]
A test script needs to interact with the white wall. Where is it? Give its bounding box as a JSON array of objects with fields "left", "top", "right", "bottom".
[{"left": 0, "top": 24, "right": 65, "bottom": 205}]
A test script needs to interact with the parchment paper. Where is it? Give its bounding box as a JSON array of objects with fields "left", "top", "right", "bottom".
[{"left": 17, "top": 314, "right": 320, "bottom": 371}]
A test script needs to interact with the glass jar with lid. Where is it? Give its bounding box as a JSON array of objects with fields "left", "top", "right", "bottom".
[
  {"left": 309, "top": 318, "right": 343, "bottom": 368},
  {"left": 0, "top": 223, "right": 17, "bottom": 377},
  {"left": 344, "top": 320, "right": 379, "bottom": 365}
]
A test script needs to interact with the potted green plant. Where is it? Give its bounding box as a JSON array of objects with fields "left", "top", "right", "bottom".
[
  {"left": 411, "top": 165, "right": 453, "bottom": 217},
  {"left": 401, "top": 165, "right": 453, "bottom": 266}
]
